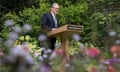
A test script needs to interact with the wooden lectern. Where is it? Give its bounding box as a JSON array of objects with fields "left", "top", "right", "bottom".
[{"left": 47, "top": 24, "right": 83, "bottom": 72}]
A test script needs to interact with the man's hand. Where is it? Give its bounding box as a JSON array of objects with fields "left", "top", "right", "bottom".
[{"left": 52, "top": 28, "right": 57, "bottom": 30}]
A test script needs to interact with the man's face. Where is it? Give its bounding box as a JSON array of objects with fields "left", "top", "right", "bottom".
[{"left": 51, "top": 5, "right": 59, "bottom": 15}]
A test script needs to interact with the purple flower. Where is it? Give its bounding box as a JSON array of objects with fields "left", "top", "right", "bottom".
[
  {"left": 72, "top": 34, "right": 81, "bottom": 41},
  {"left": 38, "top": 34, "right": 47, "bottom": 41},
  {"left": 109, "top": 31, "right": 116, "bottom": 36},
  {"left": 23, "top": 24, "right": 32, "bottom": 32},
  {"left": 115, "top": 40, "right": 120, "bottom": 44},
  {"left": 40, "top": 63, "right": 52, "bottom": 72},
  {"left": 12, "top": 26, "right": 22, "bottom": 33},
  {"left": 107, "top": 58, "right": 117, "bottom": 65},
  {"left": 5, "top": 20, "right": 14, "bottom": 26},
  {"left": 4, "top": 39, "right": 15, "bottom": 48},
  {"left": 8, "top": 32, "right": 19, "bottom": 40}
]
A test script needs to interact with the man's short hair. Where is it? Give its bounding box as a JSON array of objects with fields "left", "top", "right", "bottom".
[{"left": 51, "top": 3, "right": 59, "bottom": 8}]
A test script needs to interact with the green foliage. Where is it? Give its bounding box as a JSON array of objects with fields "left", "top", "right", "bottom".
[
  {"left": 0, "top": 0, "right": 39, "bottom": 12},
  {"left": 110, "top": 12, "right": 120, "bottom": 32},
  {"left": 58, "top": 2, "right": 88, "bottom": 25},
  {"left": 87, "top": 11, "right": 120, "bottom": 58}
]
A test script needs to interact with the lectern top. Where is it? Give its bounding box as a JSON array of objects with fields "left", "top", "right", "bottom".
[{"left": 47, "top": 24, "right": 83, "bottom": 37}]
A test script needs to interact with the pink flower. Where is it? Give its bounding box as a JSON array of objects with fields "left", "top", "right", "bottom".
[
  {"left": 110, "top": 45, "right": 120, "bottom": 54},
  {"left": 108, "top": 65, "right": 115, "bottom": 72},
  {"left": 86, "top": 47, "right": 100, "bottom": 58},
  {"left": 91, "top": 66, "right": 96, "bottom": 72},
  {"left": 54, "top": 48, "right": 64, "bottom": 55},
  {"left": 34, "top": 51, "right": 39, "bottom": 57},
  {"left": 110, "top": 45, "right": 117, "bottom": 53}
]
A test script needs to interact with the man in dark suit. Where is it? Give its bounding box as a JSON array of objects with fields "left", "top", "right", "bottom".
[{"left": 41, "top": 3, "right": 59, "bottom": 51}]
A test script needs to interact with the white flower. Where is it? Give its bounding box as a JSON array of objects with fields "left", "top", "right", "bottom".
[
  {"left": 44, "top": 49, "right": 52, "bottom": 54},
  {"left": 47, "top": 49, "right": 52, "bottom": 53},
  {"left": 38, "top": 56, "right": 44, "bottom": 61},
  {"left": 79, "top": 43, "right": 84, "bottom": 49},
  {"left": 40, "top": 47, "right": 46, "bottom": 51},
  {"left": 49, "top": 52, "right": 57, "bottom": 60},
  {"left": 34, "top": 51, "right": 39, "bottom": 57},
  {"left": 43, "top": 54, "right": 48, "bottom": 58},
  {"left": 65, "top": 63, "right": 70, "bottom": 68}
]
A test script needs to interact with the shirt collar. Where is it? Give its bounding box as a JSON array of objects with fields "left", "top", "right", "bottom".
[{"left": 51, "top": 12, "right": 56, "bottom": 17}]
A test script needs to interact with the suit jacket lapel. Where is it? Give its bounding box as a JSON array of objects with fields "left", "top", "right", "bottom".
[{"left": 48, "top": 13, "right": 55, "bottom": 26}]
